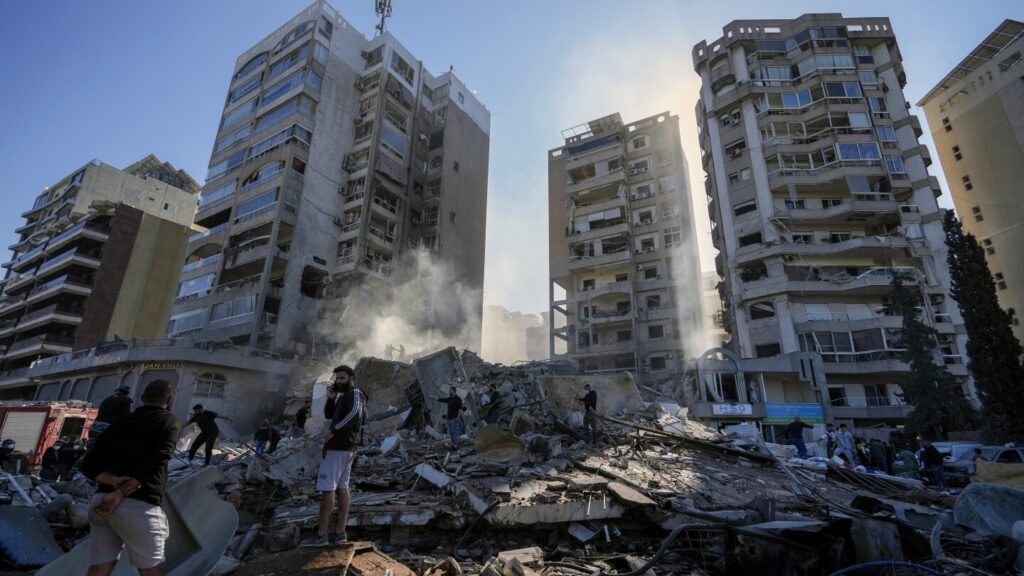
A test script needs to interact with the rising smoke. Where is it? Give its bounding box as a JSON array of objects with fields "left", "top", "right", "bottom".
[{"left": 315, "top": 249, "right": 482, "bottom": 365}]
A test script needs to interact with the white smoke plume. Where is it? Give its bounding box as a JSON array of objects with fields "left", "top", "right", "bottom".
[{"left": 315, "top": 249, "right": 482, "bottom": 365}]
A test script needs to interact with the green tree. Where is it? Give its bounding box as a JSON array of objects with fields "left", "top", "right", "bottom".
[
  {"left": 943, "top": 211, "right": 1024, "bottom": 442},
  {"left": 887, "top": 271, "right": 976, "bottom": 439}
]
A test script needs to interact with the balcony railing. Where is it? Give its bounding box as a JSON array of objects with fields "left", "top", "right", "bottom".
[
  {"left": 372, "top": 196, "right": 399, "bottom": 214},
  {"left": 19, "top": 303, "right": 84, "bottom": 325},
  {"left": 8, "top": 333, "right": 75, "bottom": 353},
  {"left": 367, "top": 225, "right": 395, "bottom": 245},
  {"left": 239, "top": 169, "right": 284, "bottom": 196},
  {"left": 234, "top": 202, "right": 278, "bottom": 225},
  {"left": 28, "top": 274, "right": 92, "bottom": 297},
  {"left": 189, "top": 223, "right": 229, "bottom": 243},
  {"left": 182, "top": 254, "right": 222, "bottom": 274}
]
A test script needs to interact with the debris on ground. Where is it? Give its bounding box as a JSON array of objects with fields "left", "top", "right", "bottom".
[{"left": 15, "top": 347, "right": 1024, "bottom": 575}]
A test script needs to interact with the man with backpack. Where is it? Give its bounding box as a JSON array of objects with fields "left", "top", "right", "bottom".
[{"left": 312, "top": 365, "right": 364, "bottom": 546}]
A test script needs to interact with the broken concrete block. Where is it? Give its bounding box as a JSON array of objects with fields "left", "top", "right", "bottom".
[
  {"left": 568, "top": 522, "right": 598, "bottom": 542},
  {"left": 849, "top": 518, "right": 903, "bottom": 563},
  {"left": 502, "top": 558, "right": 526, "bottom": 576},
  {"left": 955, "top": 482, "right": 1024, "bottom": 538},
  {"left": 567, "top": 474, "right": 608, "bottom": 490},
  {"left": 0, "top": 507, "right": 63, "bottom": 567},
  {"left": 474, "top": 425, "right": 525, "bottom": 462},
  {"left": 380, "top": 435, "right": 400, "bottom": 456},
  {"left": 210, "top": 555, "right": 241, "bottom": 576},
  {"left": 606, "top": 481, "right": 656, "bottom": 508},
  {"left": 428, "top": 556, "right": 463, "bottom": 576},
  {"left": 415, "top": 463, "right": 453, "bottom": 488},
  {"left": 268, "top": 523, "right": 301, "bottom": 552}
]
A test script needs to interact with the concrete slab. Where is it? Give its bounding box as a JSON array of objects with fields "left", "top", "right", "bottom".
[
  {"left": 606, "top": 481, "right": 656, "bottom": 508},
  {"left": 497, "top": 546, "right": 545, "bottom": 566},
  {"left": 474, "top": 425, "right": 525, "bottom": 462},
  {"left": 566, "top": 473, "right": 608, "bottom": 490},
  {"left": 38, "top": 468, "right": 238, "bottom": 576},
  {"left": 414, "top": 347, "right": 480, "bottom": 432},
  {"left": 350, "top": 548, "right": 417, "bottom": 576},
  {"left": 0, "top": 506, "right": 63, "bottom": 567},
  {"left": 487, "top": 498, "right": 625, "bottom": 526},
  {"left": 415, "top": 463, "right": 453, "bottom": 488},
  {"left": 850, "top": 518, "right": 903, "bottom": 563}
]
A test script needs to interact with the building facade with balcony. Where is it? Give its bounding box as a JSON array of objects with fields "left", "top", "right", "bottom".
[
  {"left": 918, "top": 20, "right": 1024, "bottom": 342},
  {"left": 548, "top": 112, "right": 704, "bottom": 386},
  {"left": 0, "top": 156, "right": 199, "bottom": 397},
  {"left": 174, "top": 0, "right": 489, "bottom": 356},
  {"left": 692, "top": 14, "right": 974, "bottom": 438}
]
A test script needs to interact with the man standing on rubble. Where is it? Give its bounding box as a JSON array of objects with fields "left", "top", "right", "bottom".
[
  {"left": 785, "top": 416, "right": 813, "bottom": 458},
  {"left": 833, "top": 424, "right": 855, "bottom": 464},
  {"left": 312, "top": 364, "right": 364, "bottom": 546},
  {"left": 438, "top": 386, "right": 466, "bottom": 447},
  {"left": 254, "top": 420, "right": 281, "bottom": 455},
  {"left": 186, "top": 405, "right": 231, "bottom": 467},
  {"left": 81, "top": 379, "right": 179, "bottom": 576},
  {"left": 579, "top": 384, "right": 600, "bottom": 442}
]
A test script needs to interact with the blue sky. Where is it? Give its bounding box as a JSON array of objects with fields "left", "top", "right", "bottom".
[{"left": 0, "top": 1, "right": 1019, "bottom": 316}]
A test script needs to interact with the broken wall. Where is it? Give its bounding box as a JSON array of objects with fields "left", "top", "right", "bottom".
[{"left": 537, "top": 373, "right": 643, "bottom": 418}]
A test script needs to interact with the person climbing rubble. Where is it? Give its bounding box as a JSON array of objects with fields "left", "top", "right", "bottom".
[
  {"left": 311, "top": 364, "right": 365, "bottom": 546},
  {"left": 785, "top": 416, "right": 813, "bottom": 458},
  {"left": 40, "top": 440, "right": 62, "bottom": 481},
  {"left": 254, "top": 420, "right": 281, "bottom": 455},
  {"left": 80, "top": 379, "right": 179, "bottom": 576},
  {"left": 578, "top": 383, "right": 600, "bottom": 441},
  {"left": 186, "top": 404, "right": 231, "bottom": 467},
  {"left": 438, "top": 386, "right": 467, "bottom": 447}
]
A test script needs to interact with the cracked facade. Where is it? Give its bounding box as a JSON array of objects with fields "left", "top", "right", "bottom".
[
  {"left": 171, "top": 0, "right": 489, "bottom": 354},
  {"left": 918, "top": 19, "right": 1024, "bottom": 343},
  {"left": 548, "top": 112, "right": 704, "bottom": 386},
  {"left": 692, "top": 14, "right": 974, "bottom": 439}
]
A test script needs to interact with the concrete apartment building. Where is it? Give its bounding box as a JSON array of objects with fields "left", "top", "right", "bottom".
[
  {"left": 0, "top": 156, "right": 199, "bottom": 398},
  {"left": 173, "top": 1, "right": 489, "bottom": 356},
  {"left": 918, "top": 20, "right": 1024, "bottom": 342},
  {"left": 548, "top": 112, "right": 704, "bottom": 386},
  {"left": 692, "top": 15, "right": 973, "bottom": 440}
]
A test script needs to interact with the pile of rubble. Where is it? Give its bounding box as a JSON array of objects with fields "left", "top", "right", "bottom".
[{"left": 11, "top": 347, "right": 1024, "bottom": 575}]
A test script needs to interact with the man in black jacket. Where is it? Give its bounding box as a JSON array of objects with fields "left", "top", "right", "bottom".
[
  {"left": 785, "top": 416, "right": 814, "bottom": 458},
  {"left": 186, "top": 404, "right": 231, "bottom": 467},
  {"left": 313, "top": 365, "right": 364, "bottom": 546},
  {"left": 90, "top": 387, "right": 133, "bottom": 440},
  {"left": 579, "top": 384, "right": 599, "bottom": 441},
  {"left": 81, "top": 379, "right": 179, "bottom": 576},
  {"left": 438, "top": 386, "right": 466, "bottom": 447}
]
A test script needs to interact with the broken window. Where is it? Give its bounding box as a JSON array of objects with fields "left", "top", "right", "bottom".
[
  {"left": 647, "top": 325, "right": 665, "bottom": 340},
  {"left": 749, "top": 301, "right": 775, "bottom": 320},
  {"left": 754, "top": 343, "right": 781, "bottom": 357},
  {"left": 616, "top": 330, "right": 632, "bottom": 342},
  {"left": 738, "top": 232, "right": 762, "bottom": 247},
  {"left": 828, "top": 387, "right": 848, "bottom": 407},
  {"left": 650, "top": 356, "right": 667, "bottom": 371},
  {"left": 194, "top": 373, "right": 228, "bottom": 399},
  {"left": 646, "top": 294, "right": 661, "bottom": 309}
]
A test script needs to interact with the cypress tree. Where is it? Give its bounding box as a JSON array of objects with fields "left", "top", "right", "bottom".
[
  {"left": 943, "top": 211, "right": 1024, "bottom": 442},
  {"left": 887, "top": 272, "right": 976, "bottom": 439}
]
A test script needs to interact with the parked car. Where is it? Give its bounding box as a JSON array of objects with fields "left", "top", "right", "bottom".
[
  {"left": 978, "top": 445, "right": 1023, "bottom": 464},
  {"left": 936, "top": 442, "right": 984, "bottom": 486},
  {"left": 943, "top": 444, "right": 1021, "bottom": 486}
]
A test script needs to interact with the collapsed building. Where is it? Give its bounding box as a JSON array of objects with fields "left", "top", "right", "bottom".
[{"left": 8, "top": 348, "right": 1022, "bottom": 575}]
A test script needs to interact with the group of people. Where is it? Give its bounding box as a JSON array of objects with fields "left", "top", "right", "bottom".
[{"left": 786, "top": 418, "right": 898, "bottom": 473}]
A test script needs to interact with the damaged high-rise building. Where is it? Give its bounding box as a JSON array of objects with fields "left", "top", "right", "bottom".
[
  {"left": 0, "top": 156, "right": 199, "bottom": 397},
  {"left": 172, "top": 0, "right": 489, "bottom": 355},
  {"left": 692, "top": 15, "right": 974, "bottom": 440},
  {"left": 548, "top": 112, "right": 704, "bottom": 385}
]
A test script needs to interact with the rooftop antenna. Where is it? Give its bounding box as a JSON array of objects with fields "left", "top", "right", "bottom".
[{"left": 374, "top": 0, "right": 392, "bottom": 37}]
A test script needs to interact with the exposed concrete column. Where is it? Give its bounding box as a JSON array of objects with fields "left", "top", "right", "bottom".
[{"left": 773, "top": 300, "right": 799, "bottom": 354}]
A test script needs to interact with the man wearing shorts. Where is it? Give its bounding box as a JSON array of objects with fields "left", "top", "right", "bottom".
[
  {"left": 80, "top": 379, "right": 179, "bottom": 576},
  {"left": 313, "top": 365, "right": 364, "bottom": 546}
]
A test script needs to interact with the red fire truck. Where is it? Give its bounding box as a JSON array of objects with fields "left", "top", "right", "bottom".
[{"left": 0, "top": 401, "right": 97, "bottom": 467}]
